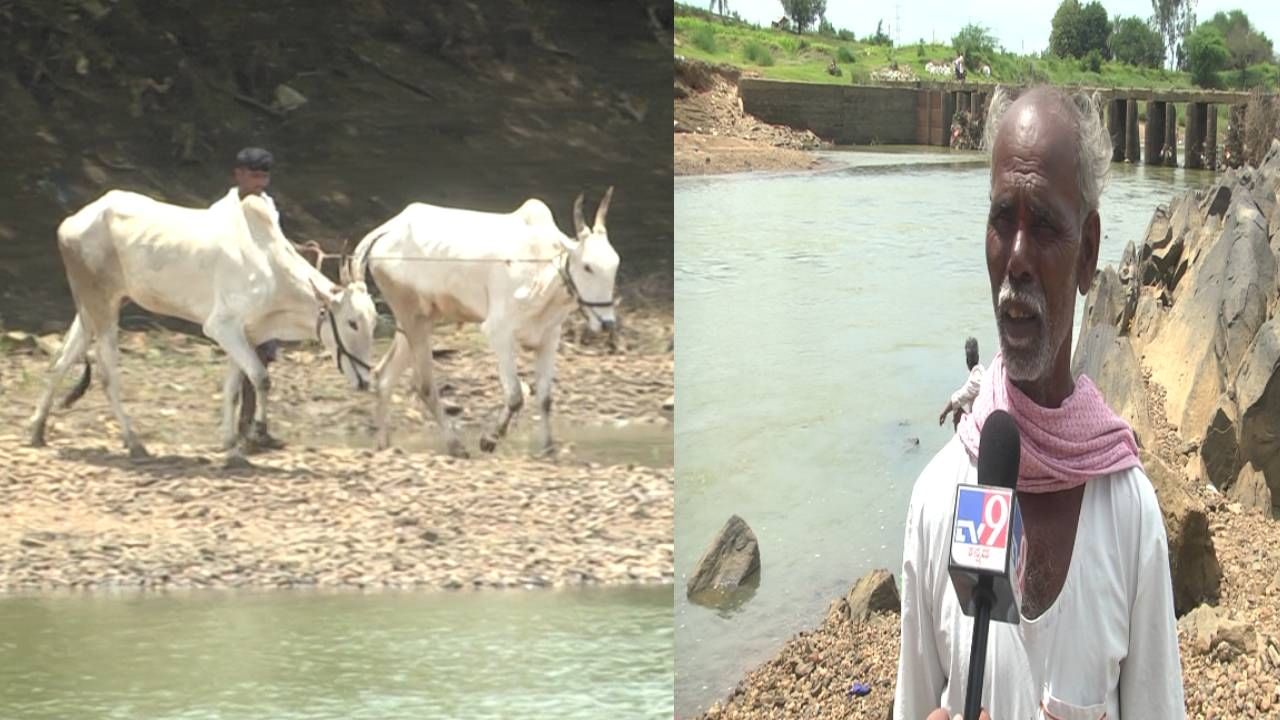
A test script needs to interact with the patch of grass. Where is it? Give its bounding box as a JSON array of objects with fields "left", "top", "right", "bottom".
[
  {"left": 743, "top": 40, "right": 774, "bottom": 67},
  {"left": 690, "top": 24, "right": 717, "bottom": 54},
  {"left": 837, "top": 47, "right": 855, "bottom": 63}
]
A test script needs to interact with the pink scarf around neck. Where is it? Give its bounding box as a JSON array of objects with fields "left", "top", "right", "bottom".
[{"left": 956, "top": 352, "right": 1142, "bottom": 493}]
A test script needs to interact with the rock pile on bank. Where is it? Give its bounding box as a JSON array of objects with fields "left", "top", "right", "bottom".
[{"left": 674, "top": 57, "right": 824, "bottom": 150}]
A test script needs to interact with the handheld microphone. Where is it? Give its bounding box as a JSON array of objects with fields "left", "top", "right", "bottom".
[{"left": 948, "top": 409, "right": 1024, "bottom": 720}]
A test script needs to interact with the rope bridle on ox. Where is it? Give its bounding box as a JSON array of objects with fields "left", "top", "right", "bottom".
[
  {"left": 553, "top": 247, "right": 616, "bottom": 325},
  {"left": 315, "top": 304, "right": 373, "bottom": 383}
]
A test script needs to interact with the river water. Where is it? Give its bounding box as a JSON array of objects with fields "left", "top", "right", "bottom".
[
  {"left": 0, "top": 586, "right": 672, "bottom": 719},
  {"left": 673, "top": 147, "right": 1212, "bottom": 716}
]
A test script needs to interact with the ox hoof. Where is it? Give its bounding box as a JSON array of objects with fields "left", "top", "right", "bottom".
[
  {"left": 479, "top": 435, "right": 498, "bottom": 454},
  {"left": 28, "top": 427, "right": 47, "bottom": 448},
  {"left": 224, "top": 451, "right": 254, "bottom": 471},
  {"left": 446, "top": 439, "right": 470, "bottom": 459},
  {"left": 535, "top": 441, "right": 557, "bottom": 459},
  {"left": 128, "top": 443, "right": 151, "bottom": 460}
]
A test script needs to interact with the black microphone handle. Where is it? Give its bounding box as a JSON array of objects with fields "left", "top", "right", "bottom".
[{"left": 963, "top": 577, "right": 995, "bottom": 720}]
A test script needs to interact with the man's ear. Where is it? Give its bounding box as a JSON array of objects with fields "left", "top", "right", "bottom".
[{"left": 1078, "top": 210, "right": 1101, "bottom": 295}]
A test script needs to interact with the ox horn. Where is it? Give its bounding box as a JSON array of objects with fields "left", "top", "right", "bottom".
[
  {"left": 593, "top": 186, "right": 614, "bottom": 232},
  {"left": 572, "top": 192, "right": 589, "bottom": 241}
]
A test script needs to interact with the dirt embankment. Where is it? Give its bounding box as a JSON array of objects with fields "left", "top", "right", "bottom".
[
  {"left": 674, "top": 57, "right": 827, "bottom": 176},
  {"left": 0, "top": 307, "right": 674, "bottom": 592}
]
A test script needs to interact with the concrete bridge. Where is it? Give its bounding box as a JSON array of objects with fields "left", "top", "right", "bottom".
[{"left": 739, "top": 78, "right": 1264, "bottom": 170}]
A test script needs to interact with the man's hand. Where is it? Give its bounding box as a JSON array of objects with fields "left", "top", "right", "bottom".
[
  {"left": 951, "top": 407, "right": 964, "bottom": 431},
  {"left": 938, "top": 401, "right": 954, "bottom": 426}
]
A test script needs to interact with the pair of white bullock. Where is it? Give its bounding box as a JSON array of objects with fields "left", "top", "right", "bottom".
[{"left": 27, "top": 187, "right": 620, "bottom": 460}]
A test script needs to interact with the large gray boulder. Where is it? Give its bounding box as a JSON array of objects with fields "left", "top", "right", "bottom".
[
  {"left": 1144, "top": 192, "right": 1276, "bottom": 440},
  {"left": 845, "top": 568, "right": 900, "bottom": 623},
  {"left": 1078, "top": 265, "right": 1125, "bottom": 339},
  {"left": 686, "top": 514, "right": 761, "bottom": 602},
  {"left": 1228, "top": 461, "right": 1273, "bottom": 514},
  {"left": 1199, "top": 395, "right": 1242, "bottom": 492},
  {"left": 1141, "top": 450, "right": 1221, "bottom": 615},
  {"left": 1235, "top": 318, "right": 1280, "bottom": 503},
  {"left": 1073, "top": 324, "right": 1152, "bottom": 450}
]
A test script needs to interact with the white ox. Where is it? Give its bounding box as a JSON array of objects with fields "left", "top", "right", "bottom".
[
  {"left": 28, "top": 189, "right": 377, "bottom": 459},
  {"left": 352, "top": 188, "right": 620, "bottom": 458}
]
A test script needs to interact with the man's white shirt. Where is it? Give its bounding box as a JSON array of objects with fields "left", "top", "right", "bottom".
[
  {"left": 950, "top": 364, "right": 985, "bottom": 414},
  {"left": 894, "top": 435, "right": 1185, "bottom": 720}
]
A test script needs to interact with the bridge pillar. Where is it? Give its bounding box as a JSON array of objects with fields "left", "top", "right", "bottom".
[
  {"left": 942, "top": 90, "right": 956, "bottom": 146},
  {"left": 1107, "top": 99, "right": 1126, "bottom": 162},
  {"left": 956, "top": 91, "right": 970, "bottom": 114},
  {"left": 1164, "top": 102, "right": 1178, "bottom": 167},
  {"left": 1186, "top": 102, "right": 1207, "bottom": 169},
  {"left": 1125, "top": 98, "right": 1140, "bottom": 163},
  {"left": 1205, "top": 105, "right": 1217, "bottom": 170},
  {"left": 1144, "top": 101, "right": 1165, "bottom": 165}
]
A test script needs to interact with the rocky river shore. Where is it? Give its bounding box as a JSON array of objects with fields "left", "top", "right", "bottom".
[
  {"left": 696, "top": 143, "right": 1280, "bottom": 719},
  {"left": 0, "top": 307, "right": 673, "bottom": 592}
]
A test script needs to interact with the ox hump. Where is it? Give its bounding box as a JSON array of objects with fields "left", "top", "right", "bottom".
[{"left": 515, "top": 198, "right": 554, "bottom": 227}]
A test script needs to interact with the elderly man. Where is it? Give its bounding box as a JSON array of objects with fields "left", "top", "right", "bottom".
[
  {"left": 938, "top": 337, "right": 983, "bottom": 430},
  {"left": 895, "top": 86, "right": 1184, "bottom": 719}
]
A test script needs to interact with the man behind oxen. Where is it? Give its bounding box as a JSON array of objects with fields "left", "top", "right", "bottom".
[
  {"left": 209, "top": 146, "right": 289, "bottom": 450},
  {"left": 895, "top": 86, "right": 1184, "bottom": 719}
]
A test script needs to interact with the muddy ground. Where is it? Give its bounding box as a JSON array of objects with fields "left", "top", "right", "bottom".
[{"left": 0, "top": 305, "right": 673, "bottom": 592}]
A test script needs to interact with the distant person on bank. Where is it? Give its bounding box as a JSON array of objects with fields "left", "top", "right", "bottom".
[
  {"left": 895, "top": 86, "right": 1184, "bottom": 719},
  {"left": 939, "top": 336, "right": 984, "bottom": 431}
]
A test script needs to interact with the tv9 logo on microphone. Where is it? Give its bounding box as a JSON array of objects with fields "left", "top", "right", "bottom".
[{"left": 950, "top": 486, "right": 1012, "bottom": 573}]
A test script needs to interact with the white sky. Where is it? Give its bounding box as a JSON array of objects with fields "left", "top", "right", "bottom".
[{"left": 716, "top": 0, "right": 1279, "bottom": 55}]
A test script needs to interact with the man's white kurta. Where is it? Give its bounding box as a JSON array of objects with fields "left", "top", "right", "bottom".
[
  {"left": 950, "top": 364, "right": 985, "bottom": 414},
  {"left": 894, "top": 436, "right": 1185, "bottom": 720}
]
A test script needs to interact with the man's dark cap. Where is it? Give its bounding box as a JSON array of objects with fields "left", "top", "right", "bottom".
[{"left": 234, "top": 147, "right": 273, "bottom": 171}]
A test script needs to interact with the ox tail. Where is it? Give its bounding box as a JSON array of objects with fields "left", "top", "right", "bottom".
[
  {"left": 58, "top": 313, "right": 94, "bottom": 409},
  {"left": 352, "top": 218, "right": 398, "bottom": 297},
  {"left": 62, "top": 361, "right": 92, "bottom": 409}
]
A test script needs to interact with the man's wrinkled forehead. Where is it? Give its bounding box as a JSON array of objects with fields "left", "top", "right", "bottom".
[{"left": 990, "top": 96, "right": 1078, "bottom": 189}]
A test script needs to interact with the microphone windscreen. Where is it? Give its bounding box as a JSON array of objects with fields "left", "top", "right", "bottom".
[{"left": 977, "top": 410, "right": 1020, "bottom": 490}]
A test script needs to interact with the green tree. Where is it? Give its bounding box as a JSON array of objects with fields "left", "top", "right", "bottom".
[
  {"left": 868, "top": 19, "right": 892, "bottom": 46},
  {"left": 1186, "top": 23, "right": 1229, "bottom": 87},
  {"left": 952, "top": 24, "right": 997, "bottom": 68},
  {"left": 1109, "top": 16, "right": 1165, "bottom": 68},
  {"left": 1152, "top": 0, "right": 1194, "bottom": 69},
  {"left": 1049, "top": 0, "right": 1109, "bottom": 58},
  {"left": 1049, "top": 0, "right": 1082, "bottom": 57},
  {"left": 779, "top": 0, "right": 821, "bottom": 33},
  {"left": 1079, "top": 2, "right": 1111, "bottom": 59},
  {"left": 1206, "top": 10, "right": 1274, "bottom": 72}
]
